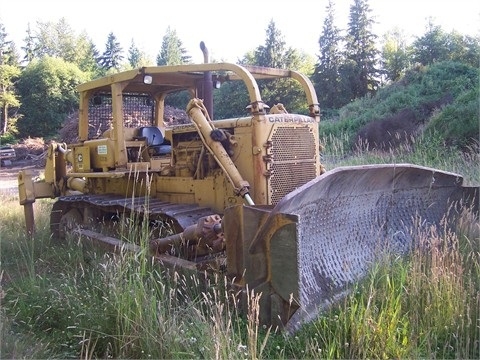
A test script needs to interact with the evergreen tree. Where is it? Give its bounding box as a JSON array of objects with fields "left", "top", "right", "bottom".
[
  {"left": 242, "top": 19, "right": 304, "bottom": 70},
  {"left": 342, "top": 0, "right": 379, "bottom": 100},
  {"left": 33, "top": 20, "right": 57, "bottom": 58},
  {"left": 156, "top": 27, "right": 191, "bottom": 66},
  {"left": 7, "top": 42, "right": 20, "bottom": 67},
  {"left": 22, "top": 23, "right": 38, "bottom": 64},
  {"left": 254, "top": 20, "right": 288, "bottom": 68},
  {"left": 250, "top": 19, "right": 303, "bottom": 70},
  {"left": 312, "top": 0, "right": 345, "bottom": 109},
  {"left": 126, "top": 39, "right": 151, "bottom": 68},
  {"left": 155, "top": 27, "right": 191, "bottom": 111},
  {"left": 54, "top": 18, "right": 78, "bottom": 63},
  {"left": 75, "top": 32, "right": 102, "bottom": 76},
  {"left": 32, "top": 18, "right": 82, "bottom": 61},
  {"left": 128, "top": 39, "right": 141, "bottom": 68},
  {"left": 239, "top": 20, "right": 306, "bottom": 113},
  {"left": 0, "top": 23, "right": 19, "bottom": 66},
  {"left": 411, "top": 19, "right": 449, "bottom": 65},
  {"left": 99, "top": 32, "right": 124, "bottom": 71}
]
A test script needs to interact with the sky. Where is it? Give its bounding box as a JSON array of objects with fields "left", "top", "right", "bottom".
[{"left": 1, "top": 0, "right": 479, "bottom": 64}]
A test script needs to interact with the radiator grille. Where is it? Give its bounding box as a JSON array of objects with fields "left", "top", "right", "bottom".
[{"left": 269, "top": 126, "right": 317, "bottom": 204}]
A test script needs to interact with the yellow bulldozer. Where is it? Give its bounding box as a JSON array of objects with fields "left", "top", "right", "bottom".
[{"left": 18, "top": 43, "right": 478, "bottom": 333}]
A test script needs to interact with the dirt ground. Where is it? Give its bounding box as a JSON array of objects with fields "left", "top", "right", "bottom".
[
  {"left": 0, "top": 137, "right": 46, "bottom": 191},
  {"left": 0, "top": 159, "right": 43, "bottom": 190}
]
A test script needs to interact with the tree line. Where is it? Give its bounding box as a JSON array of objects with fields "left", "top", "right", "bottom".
[{"left": 0, "top": 0, "right": 478, "bottom": 141}]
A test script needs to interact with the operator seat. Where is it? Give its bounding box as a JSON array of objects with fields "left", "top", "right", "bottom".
[{"left": 137, "top": 126, "right": 171, "bottom": 156}]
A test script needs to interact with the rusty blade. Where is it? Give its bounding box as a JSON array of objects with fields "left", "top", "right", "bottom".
[{"left": 251, "top": 163, "right": 478, "bottom": 333}]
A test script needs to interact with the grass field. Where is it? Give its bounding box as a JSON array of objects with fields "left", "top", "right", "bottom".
[{"left": 1, "top": 144, "right": 479, "bottom": 359}]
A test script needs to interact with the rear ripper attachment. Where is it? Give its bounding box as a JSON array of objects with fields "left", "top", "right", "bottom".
[{"left": 17, "top": 42, "right": 478, "bottom": 333}]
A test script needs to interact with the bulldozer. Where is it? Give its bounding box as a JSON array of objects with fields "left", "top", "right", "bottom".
[{"left": 18, "top": 42, "right": 478, "bottom": 333}]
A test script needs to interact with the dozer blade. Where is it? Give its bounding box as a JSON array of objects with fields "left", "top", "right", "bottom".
[{"left": 224, "top": 164, "right": 478, "bottom": 333}]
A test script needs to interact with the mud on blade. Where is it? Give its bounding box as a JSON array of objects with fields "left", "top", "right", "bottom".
[{"left": 224, "top": 164, "right": 478, "bottom": 333}]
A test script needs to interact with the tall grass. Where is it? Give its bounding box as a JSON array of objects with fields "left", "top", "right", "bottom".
[
  {"left": 0, "top": 192, "right": 272, "bottom": 359},
  {"left": 1, "top": 141, "right": 479, "bottom": 359},
  {"left": 320, "top": 133, "right": 480, "bottom": 185}
]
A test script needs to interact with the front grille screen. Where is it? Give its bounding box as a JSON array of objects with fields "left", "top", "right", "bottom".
[{"left": 269, "top": 126, "right": 317, "bottom": 204}]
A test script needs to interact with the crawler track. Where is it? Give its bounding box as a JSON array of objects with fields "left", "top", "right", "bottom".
[{"left": 50, "top": 194, "right": 216, "bottom": 241}]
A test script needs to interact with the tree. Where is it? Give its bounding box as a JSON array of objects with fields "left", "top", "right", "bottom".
[
  {"left": 22, "top": 19, "right": 102, "bottom": 74},
  {"left": 342, "top": 0, "right": 380, "bottom": 100},
  {"left": 99, "top": 32, "right": 124, "bottom": 71},
  {"left": 442, "top": 31, "right": 480, "bottom": 67},
  {"left": 75, "top": 32, "right": 103, "bottom": 76},
  {"left": 412, "top": 20, "right": 480, "bottom": 67},
  {"left": 16, "top": 56, "right": 88, "bottom": 137},
  {"left": 155, "top": 27, "right": 192, "bottom": 111},
  {"left": 253, "top": 20, "right": 287, "bottom": 68},
  {"left": 22, "top": 23, "right": 38, "bottom": 64},
  {"left": 380, "top": 27, "right": 410, "bottom": 82},
  {"left": 0, "top": 23, "right": 21, "bottom": 136},
  {"left": 212, "top": 80, "right": 250, "bottom": 119},
  {"left": 53, "top": 18, "right": 78, "bottom": 63},
  {"left": 411, "top": 18, "right": 449, "bottom": 65},
  {"left": 128, "top": 39, "right": 141, "bottom": 68},
  {"left": 241, "top": 20, "right": 306, "bottom": 71},
  {"left": 0, "top": 64, "right": 21, "bottom": 135},
  {"left": 0, "top": 24, "right": 19, "bottom": 67},
  {"left": 459, "top": 34, "right": 480, "bottom": 67},
  {"left": 30, "top": 18, "right": 78, "bottom": 61},
  {"left": 238, "top": 20, "right": 307, "bottom": 113},
  {"left": 127, "top": 39, "right": 152, "bottom": 68},
  {"left": 312, "top": 0, "right": 345, "bottom": 109},
  {"left": 156, "top": 27, "right": 191, "bottom": 66}
]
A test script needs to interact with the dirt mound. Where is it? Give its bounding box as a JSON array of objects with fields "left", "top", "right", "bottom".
[
  {"left": 354, "top": 94, "right": 454, "bottom": 151},
  {"left": 164, "top": 105, "right": 190, "bottom": 125},
  {"left": 13, "top": 137, "right": 47, "bottom": 161},
  {"left": 355, "top": 108, "right": 420, "bottom": 151},
  {"left": 0, "top": 140, "right": 45, "bottom": 182}
]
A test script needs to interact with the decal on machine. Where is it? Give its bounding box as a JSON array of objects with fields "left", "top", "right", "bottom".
[
  {"left": 268, "top": 115, "right": 318, "bottom": 124},
  {"left": 97, "top": 145, "right": 108, "bottom": 155}
]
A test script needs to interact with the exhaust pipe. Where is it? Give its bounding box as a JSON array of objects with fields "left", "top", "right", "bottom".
[{"left": 200, "top": 41, "right": 214, "bottom": 119}]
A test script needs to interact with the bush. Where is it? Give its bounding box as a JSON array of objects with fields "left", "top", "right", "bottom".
[
  {"left": 425, "top": 87, "right": 479, "bottom": 148},
  {"left": 320, "top": 61, "right": 479, "bottom": 152}
]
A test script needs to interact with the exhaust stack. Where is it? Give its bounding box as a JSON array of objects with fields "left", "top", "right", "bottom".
[{"left": 200, "top": 41, "right": 214, "bottom": 119}]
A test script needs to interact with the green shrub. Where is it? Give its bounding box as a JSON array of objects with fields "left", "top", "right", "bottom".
[{"left": 321, "top": 61, "right": 480, "bottom": 151}]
